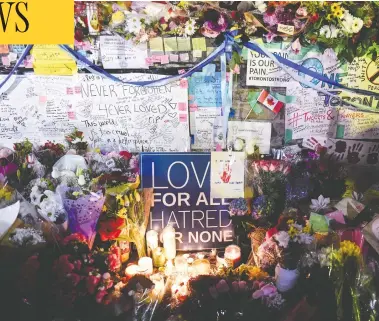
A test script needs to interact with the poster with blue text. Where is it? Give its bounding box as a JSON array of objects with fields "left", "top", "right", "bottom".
[{"left": 141, "top": 153, "right": 233, "bottom": 250}]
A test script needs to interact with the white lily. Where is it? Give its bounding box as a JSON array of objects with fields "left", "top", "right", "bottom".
[{"left": 310, "top": 195, "right": 330, "bottom": 212}]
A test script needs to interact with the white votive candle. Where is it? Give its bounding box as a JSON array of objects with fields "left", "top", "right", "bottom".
[
  {"left": 125, "top": 264, "right": 139, "bottom": 280},
  {"left": 193, "top": 259, "right": 211, "bottom": 275},
  {"left": 225, "top": 245, "right": 241, "bottom": 268},
  {"left": 146, "top": 230, "right": 159, "bottom": 255},
  {"left": 174, "top": 255, "right": 188, "bottom": 274},
  {"left": 138, "top": 257, "right": 153, "bottom": 275},
  {"left": 162, "top": 224, "right": 176, "bottom": 260}
]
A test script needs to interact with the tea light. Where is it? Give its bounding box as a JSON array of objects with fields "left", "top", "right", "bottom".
[
  {"left": 210, "top": 248, "right": 217, "bottom": 258},
  {"left": 152, "top": 247, "right": 166, "bottom": 267},
  {"left": 146, "top": 230, "right": 159, "bottom": 256},
  {"left": 125, "top": 264, "right": 139, "bottom": 279},
  {"left": 138, "top": 257, "right": 153, "bottom": 275},
  {"left": 225, "top": 245, "right": 241, "bottom": 268},
  {"left": 193, "top": 259, "right": 211, "bottom": 276},
  {"left": 162, "top": 224, "right": 176, "bottom": 260},
  {"left": 196, "top": 253, "right": 205, "bottom": 259},
  {"left": 187, "top": 257, "right": 194, "bottom": 264},
  {"left": 174, "top": 255, "right": 188, "bottom": 275}
]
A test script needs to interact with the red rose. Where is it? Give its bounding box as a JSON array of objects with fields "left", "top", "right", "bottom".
[
  {"left": 86, "top": 275, "right": 101, "bottom": 294},
  {"left": 107, "top": 253, "right": 121, "bottom": 272},
  {"left": 98, "top": 218, "right": 125, "bottom": 241},
  {"left": 53, "top": 255, "right": 74, "bottom": 278},
  {"left": 310, "top": 13, "right": 319, "bottom": 23},
  {"left": 96, "top": 289, "right": 108, "bottom": 304},
  {"left": 62, "top": 233, "right": 87, "bottom": 245},
  {"left": 67, "top": 273, "right": 81, "bottom": 287},
  {"left": 119, "top": 151, "right": 132, "bottom": 160}
]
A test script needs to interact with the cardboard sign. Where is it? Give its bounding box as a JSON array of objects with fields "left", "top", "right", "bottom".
[{"left": 141, "top": 153, "right": 233, "bottom": 250}]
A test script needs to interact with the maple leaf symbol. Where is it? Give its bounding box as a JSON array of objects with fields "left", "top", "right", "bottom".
[{"left": 266, "top": 97, "right": 275, "bottom": 106}]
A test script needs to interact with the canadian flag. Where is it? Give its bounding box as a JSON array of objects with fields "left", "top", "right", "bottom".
[{"left": 257, "top": 90, "right": 284, "bottom": 114}]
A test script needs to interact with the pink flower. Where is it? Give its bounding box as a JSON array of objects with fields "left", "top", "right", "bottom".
[
  {"left": 264, "top": 32, "right": 277, "bottom": 43},
  {"left": 73, "top": 260, "right": 82, "bottom": 271},
  {"left": 260, "top": 284, "right": 277, "bottom": 297},
  {"left": 96, "top": 289, "right": 108, "bottom": 304},
  {"left": 67, "top": 273, "right": 81, "bottom": 287},
  {"left": 53, "top": 255, "right": 74, "bottom": 278},
  {"left": 107, "top": 253, "right": 121, "bottom": 272},
  {"left": 266, "top": 227, "right": 278, "bottom": 240},
  {"left": 86, "top": 274, "right": 101, "bottom": 294},
  {"left": 216, "top": 280, "right": 230, "bottom": 294},
  {"left": 296, "top": 7, "right": 308, "bottom": 17},
  {"left": 209, "top": 285, "right": 218, "bottom": 299},
  {"left": 169, "top": 21, "right": 178, "bottom": 30},
  {"left": 252, "top": 289, "right": 264, "bottom": 299},
  {"left": 201, "top": 22, "right": 220, "bottom": 38},
  {"left": 283, "top": 165, "right": 291, "bottom": 175},
  {"left": 232, "top": 64, "right": 240, "bottom": 74}
]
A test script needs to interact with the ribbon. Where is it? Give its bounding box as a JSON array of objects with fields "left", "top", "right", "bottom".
[
  {"left": 0, "top": 45, "right": 33, "bottom": 90},
  {"left": 270, "top": 92, "right": 296, "bottom": 104}
]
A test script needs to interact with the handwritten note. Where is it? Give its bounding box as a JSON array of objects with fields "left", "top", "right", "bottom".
[
  {"left": 210, "top": 152, "right": 245, "bottom": 199},
  {"left": 149, "top": 37, "right": 164, "bottom": 52},
  {"left": 277, "top": 24, "right": 295, "bottom": 35},
  {"left": 189, "top": 73, "right": 222, "bottom": 107},
  {"left": 192, "top": 37, "right": 206, "bottom": 51},
  {"left": 192, "top": 108, "right": 221, "bottom": 150},
  {"left": 32, "top": 45, "right": 78, "bottom": 75},
  {"left": 163, "top": 37, "right": 178, "bottom": 52},
  {"left": 0, "top": 74, "right": 190, "bottom": 152},
  {"left": 99, "top": 36, "right": 148, "bottom": 69},
  {"left": 177, "top": 37, "right": 191, "bottom": 51},
  {"left": 337, "top": 108, "right": 379, "bottom": 139},
  {"left": 227, "top": 121, "right": 272, "bottom": 154}
]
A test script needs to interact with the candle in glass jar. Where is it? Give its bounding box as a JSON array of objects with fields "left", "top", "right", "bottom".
[
  {"left": 224, "top": 245, "right": 241, "bottom": 268},
  {"left": 138, "top": 257, "right": 153, "bottom": 275},
  {"left": 193, "top": 259, "right": 211, "bottom": 275},
  {"left": 216, "top": 251, "right": 227, "bottom": 268},
  {"left": 146, "top": 230, "right": 159, "bottom": 256},
  {"left": 152, "top": 247, "right": 166, "bottom": 267},
  {"left": 162, "top": 224, "right": 176, "bottom": 260},
  {"left": 174, "top": 255, "right": 188, "bottom": 274},
  {"left": 125, "top": 264, "right": 139, "bottom": 279}
]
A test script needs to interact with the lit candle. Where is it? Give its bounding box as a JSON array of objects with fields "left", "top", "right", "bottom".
[
  {"left": 138, "top": 257, "right": 153, "bottom": 275},
  {"left": 224, "top": 245, "right": 241, "bottom": 268},
  {"left": 150, "top": 273, "right": 165, "bottom": 298},
  {"left": 196, "top": 253, "right": 205, "bottom": 259},
  {"left": 125, "top": 264, "right": 139, "bottom": 279},
  {"left": 152, "top": 247, "right": 166, "bottom": 267},
  {"left": 165, "top": 259, "right": 174, "bottom": 276},
  {"left": 146, "top": 230, "right": 159, "bottom": 256},
  {"left": 162, "top": 224, "right": 176, "bottom": 260},
  {"left": 174, "top": 255, "right": 188, "bottom": 275},
  {"left": 216, "top": 251, "right": 227, "bottom": 268},
  {"left": 192, "top": 259, "right": 211, "bottom": 276}
]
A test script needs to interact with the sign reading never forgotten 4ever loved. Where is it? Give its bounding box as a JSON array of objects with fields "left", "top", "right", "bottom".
[
  {"left": 141, "top": 153, "right": 233, "bottom": 250},
  {"left": 0, "top": 74, "right": 190, "bottom": 152}
]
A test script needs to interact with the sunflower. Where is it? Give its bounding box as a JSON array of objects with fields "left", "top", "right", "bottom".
[
  {"left": 333, "top": 9, "right": 344, "bottom": 19},
  {"left": 330, "top": 2, "right": 341, "bottom": 13}
]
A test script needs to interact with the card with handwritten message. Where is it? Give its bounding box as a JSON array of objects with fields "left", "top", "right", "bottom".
[{"left": 189, "top": 73, "right": 222, "bottom": 107}]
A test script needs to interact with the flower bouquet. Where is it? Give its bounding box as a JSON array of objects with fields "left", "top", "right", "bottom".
[
  {"left": 59, "top": 185, "right": 105, "bottom": 249},
  {"left": 251, "top": 160, "right": 291, "bottom": 225},
  {"left": 65, "top": 128, "right": 88, "bottom": 155},
  {"left": 34, "top": 141, "right": 65, "bottom": 172}
]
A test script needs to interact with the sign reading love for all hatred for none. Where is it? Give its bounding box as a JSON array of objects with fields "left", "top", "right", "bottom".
[{"left": 141, "top": 153, "right": 233, "bottom": 250}]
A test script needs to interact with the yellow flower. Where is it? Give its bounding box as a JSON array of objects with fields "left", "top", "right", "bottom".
[
  {"left": 117, "top": 207, "right": 127, "bottom": 218},
  {"left": 116, "top": 194, "right": 123, "bottom": 201},
  {"left": 287, "top": 219, "right": 294, "bottom": 225},
  {"left": 118, "top": 198, "right": 125, "bottom": 206},
  {"left": 102, "top": 205, "right": 107, "bottom": 212},
  {"left": 326, "top": 14, "right": 333, "bottom": 20},
  {"left": 333, "top": 9, "right": 344, "bottom": 18},
  {"left": 330, "top": 3, "right": 340, "bottom": 13},
  {"left": 124, "top": 194, "right": 130, "bottom": 207},
  {"left": 339, "top": 241, "right": 361, "bottom": 258},
  {"left": 303, "top": 222, "right": 311, "bottom": 234},
  {"left": 288, "top": 226, "right": 298, "bottom": 238},
  {"left": 134, "top": 190, "right": 141, "bottom": 202}
]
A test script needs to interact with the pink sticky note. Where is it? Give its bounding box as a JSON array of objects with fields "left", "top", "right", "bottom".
[
  {"left": 180, "top": 78, "right": 188, "bottom": 89},
  {"left": 179, "top": 114, "right": 188, "bottom": 122},
  {"left": 67, "top": 111, "right": 76, "bottom": 120},
  {"left": 160, "top": 55, "right": 169, "bottom": 64},
  {"left": 66, "top": 87, "right": 74, "bottom": 95},
  {"left": 1, "top": 56, "right": 10, "bottom": 66},
  {"left": 39, "top": 96, "right": 47, "bottom": 103},
  {"left": 189, "top": 103, "right": 198, "bottom": 112},
  {"left": 74, "top": 86, "right": 81, "bottom": 94},
  {"left": 169, "top": 54, "right": 179, "bottom": 62},
  {"left": 216, "top": 143, "right": 223, "bottom": 151},
  {"left": 145, "top": 57, "right": 153, "bottom": 66},
  {"left": 151, "top": 55, "right": 162, "bottom": 63},
  {"left": 326, "top": 210, "right": 345, "bottom": 224},
  {"left": 178, "top": 102, "right": 187, "bottom": 111},
  {"left": 178, "top": 69, "right": 186, "bottom": 75},
  {"left": 179, "top": 53, "right": 189, "bottom": 62}
]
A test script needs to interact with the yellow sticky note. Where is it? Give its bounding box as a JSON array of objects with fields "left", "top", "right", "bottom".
[
  {"left": 32, "top": 45, "right": 77, "bottom": 75},
  {"left": 192, "top": 38, "right": 206, "bottom": 51},
  {"left": 149, "top": 37, "right": 164, "bottom": 51},
  {"left": 177, "top": 37, "right": 191, "bottom": 51},
  {"left": 163, "top": 37, "right": 178, "bottom": 52}
]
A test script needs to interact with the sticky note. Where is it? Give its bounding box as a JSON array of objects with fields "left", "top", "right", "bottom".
[
  {"left": 179, "top": 53, "right": 189, "bottom": 62},
  {"left": 66, "top": 87, "right": 74, "bottom": 95},
  {"left": 192, "top": 37, "right": 206, "bottom": 51},
  {"left": 160, "top": 55, "right": 169, "bottom": 64},
  {"left": 277, "top": 24, "right": 295, "bottom": 35},
  {"left": 145, "top": 57, "right": 153, "bottom": 66},
  {"left": 164, "top": 37, "right": 178, "bottom": 52},
  {"left": 8, "top": 52, "right": 17, "bottom": 62},
  {"left": 1, "top": 56, "right": 10, "bottom": 66},
  {"left": 150, "top": 55, "right": 162, "bottom": 63},
  {"left": 149, "top": 37, "right": 164, "bottom": 52},
  {"left": 193, "top": 50, "right": 203, "bottom": 58},
  {"left": 32, "top": 45, "right": 77, "bottom": 75},
  {"left": 189, "top": 103, "right": 198, "bottom": 112},
  {"left": 74, "top": 86, "right": 82, "bottom": 94},
  {"left": 0, "top": 45, "right": 9, "bottom": 54},
  {"left": 179, "top": 114, "right": 188, "bottom": 122},
  {"left": 178, "top": 102, "right": 187, "bottom": 111},
  {"left": 169, "top": 54, "right": 179, "bottom": 62},
  {"left": 179, "top": 79, "right": 188, "bottom": 89},
  {"left": 39, "top": 96, "right": 47, "bottom": 104},
  {"left": 67, "top": 111, "right": 76, "bottom": 120},
  {"left": 310, "top": 213, "right": 329, "bottom": 233},
  {"left": 177, "top": 37, "right": 191, "bottom": 51}
]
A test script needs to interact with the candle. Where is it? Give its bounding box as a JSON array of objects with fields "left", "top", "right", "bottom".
[
  {"left": 209, "top": 248, "right": 217, "bottom": 265},
  {"left": 196, "top": 253, "right": 205, "bottom": 259},
  {"left": 125, "top": 264, "right": 139, "bottom": 279},
  {"left": 174, "top": 255, "right": 188, "bottom": 275},
  {"left": 193, "top": 259, "right": 211, "bottom": 276},
  {"left": 146, "top": 230, "right": 159, "bottom": 256},
  {"left": 152, "top": 247, "right": 166, "bottom": 267},
  {"left": 216, "top": 251, "right": 227, "bottom": 268},
  {"left": 118, "top": 240, "right": 130, "bottom": 263},
  {"left": 138, "top": 257, "right": 153, "bottom": 275},
  {"left": 162, "top": 224, "right": 176, "bottom": 260},
  {"left": 225, "top": 245, "right": 241, "bottom": 268},
  {"left": 165, "top": 259, "right": 174, "bottom": 276},
  {"left": 150, "top": 273, "right": 165, "bottom": 298}
]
